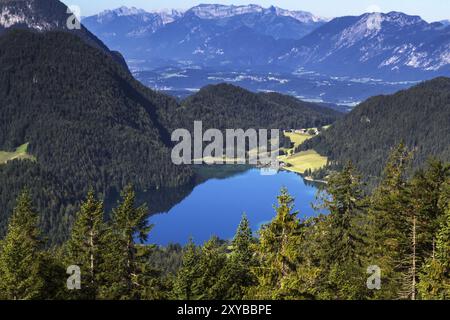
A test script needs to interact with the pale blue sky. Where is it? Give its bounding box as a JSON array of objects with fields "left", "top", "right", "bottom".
[{"left": 62, "top": 0, "right": 450, "bottom": 22}]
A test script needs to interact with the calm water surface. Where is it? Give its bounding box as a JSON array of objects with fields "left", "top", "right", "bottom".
[{"left": 147, "top": 168, "right": 322, "bottom": 245}]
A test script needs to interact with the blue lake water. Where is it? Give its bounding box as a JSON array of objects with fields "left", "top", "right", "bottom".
[{"left": 147, "top": 168, "right": 322, "bottom": 245}]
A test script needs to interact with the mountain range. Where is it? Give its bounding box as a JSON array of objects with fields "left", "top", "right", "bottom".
[
  {"left": 276, "top": 12, "right": 450, "bottom": 80},
  {"left": 82, "top": 4, "right": 327, "bottom": 70},
  {"left": 83, "top": 5, "right": 450, "bottom": 81}
]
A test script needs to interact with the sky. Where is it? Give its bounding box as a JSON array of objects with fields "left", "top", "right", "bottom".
[{"left": 61, "top": 0, "right": 450, "bottom": 22}]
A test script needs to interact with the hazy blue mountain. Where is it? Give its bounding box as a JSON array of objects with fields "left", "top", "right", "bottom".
[
  {"left": 141, "top": 11, "right": 290, "bottom": 68},
  {"left": 186, "top": 4, "right": 326, "bottom": 40},
  {"left": 82, "top": 6, "right": 183, "bottom": 54},
  {"left": 274, "top": 12, "right": 450, "bottom": 80},
  {"left": 83, "top": 6, "right": 449, "bottom": 81},
  {"left": 82, "top": 4, "right": 326, "bottom": 69}
]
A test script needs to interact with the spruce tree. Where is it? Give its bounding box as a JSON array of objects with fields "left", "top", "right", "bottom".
[
  {"left": 418, "top": 205, "right": 450, "bottom": 299},
  {"left": 250, "top": 188, "right": 302, "bottom": 299},
  {"left": 65, "top": 189, "right": 106, "bottom": 299},
  {"left": 197, "top": 236, "right": 227, "bottom": 300},
  {"left": 321, "top": 162, "right": 365, "bottom": 263},
  {"left": 0, "top": 191, "right": 44, "bottom": 300},
  {"left": 223, "top": 214, "right": 257, "bottom": 299},
  {"left": 318, "top": 162, "right": 367, "bottom": 299},
  {"left": 400, "top": 160, "right": 449, "bottom": 300},
  {"left": 99, "top": 185, "right": 152, "bottom": 299},
  {"left": 172, "top": 238, "right": 201, "bottom": 300},
  {"left": 367, "top": 143, "right": 413, "bottom": 299},
  {"left": 410, "top": 160, "right": 449, "bottom": 259}
]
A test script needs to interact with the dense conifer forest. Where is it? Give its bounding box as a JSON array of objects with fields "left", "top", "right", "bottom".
[
  {"left": 164, "top": 84, "right": 341, "bottom": 132},
  {"left": 0, "top": 30, "right": 194, "bottom": 243},
  {"left": 0, "top": 147, "right": 448, "bottom": 300},
  {"left": 0, "top": 3, "right": 448, "bottom": 300},
  {"left": 0, "top": 29, "right": 339, "bottom": 244},
  {"left": 301, "top": 77, "right": 450, "bottom": 185}
]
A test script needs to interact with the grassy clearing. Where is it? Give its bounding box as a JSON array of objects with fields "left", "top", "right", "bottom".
[
  {"left": 279, "top": 131, "right": 314, "bottom": 158},
  {"left": 284, "top": 132, "right": 312, "bottom": 149},
  {"left": 279, "top": 149, "right": 328, "bottom": 174},
  {"left": 192, "top": 130, "right": 328, "bottom": 176},
  {"left": 0, "top": 143, "right": 35, "bottom": 165},
  {"left": 278, "top": 131, "right": 328, "bottom": 175}
]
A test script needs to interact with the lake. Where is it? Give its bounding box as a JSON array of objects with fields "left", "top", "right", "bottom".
[{"left": 146, "top": 168, "right": 323, "bottom": 245}]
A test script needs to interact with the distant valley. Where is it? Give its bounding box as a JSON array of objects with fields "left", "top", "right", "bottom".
[
  {"left": 133, "top": 66, "right": 419, "bottom": 107},
  {"left": 82, "top": 4, "right": 450, "bottom": 107}
]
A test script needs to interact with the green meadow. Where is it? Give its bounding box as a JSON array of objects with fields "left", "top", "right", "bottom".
[{"left": 0, "top": 143, "right": 35, "bottom": 165}]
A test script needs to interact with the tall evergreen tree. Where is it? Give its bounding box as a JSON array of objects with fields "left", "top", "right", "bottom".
[
  {"left": 65, "top": 189, "right": 106, "bottom": 299},
  {"left": 318, "top": 162, "right": 367, "bottom": 299},
  {"left": 250, "top": 188, "right": 302, "bottom": 299},
  {"left": 410, "top": 160, "right": 450, "bottom": 258},
  {"left": 401, "top": 160, "right": 449, "bottom": 300},
  {"left": 0, "top": 191, "right": 44, "bottom": 300},
  {"left": 172, "top": 239, "right": 201, "bottom": 300},
  {"left": 418, "top": 205, "right": 450, "bottom": 299},
  {"left": 367, "top": 143, "right": 413, "bottom": 299},
  {"left": 99, "top": 185, "right": 152, "bottom": 299},
  {"left": 196, "top": 236, "right": 227, "bottom": 300},
  {"left": 321, "top": 162, "right": 365, "bottom": 263},
  {"left": 223, "top": 214, "right": 257, "bottom": 299}
]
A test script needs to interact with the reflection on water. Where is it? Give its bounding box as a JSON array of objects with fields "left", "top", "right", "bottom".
[{"left": 133, "top": 166, "right": 323, "bottom": 246}]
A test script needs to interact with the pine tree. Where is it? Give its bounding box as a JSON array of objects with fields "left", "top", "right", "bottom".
[
  {"left": 410, "top": 160, "right": 449, "bottom": 259},
  {"left": 39, "top": 247, "right": 68, "bottom": 300},
  {"left": 418, "top": 205, "right": 450, "bottom": 299},
  {"left": 197, "top": 236, "right": 227, "bottom": 300},
  {"left": 318, "top": 162, "right": 367, "bottom": 299},
  {"left": 172, "top": 238, "right": 201, "bottom": 300},
  {"left": 321, "top": 162, "right": 365, "bottom": 263},
  {"left": 250, "top": 188, "right": 302, "bottom": 299},
  {"left": 367, "top": 143, "right": 413, "bottom": 299},
  {"left": 398, "top": 160, "right": 449, "bottom": 300},
  {"left": 65, "top": 189, "right": 106, "bottom": 299},
  {"left": 99, "top": 185, "right": 152, "bottom": 299},
  {"left": 232, "top": 214, "right": 254, "bottom": 266},
  {"left": 223, "top": 214, "right": 257, "bottom": 299},
  {"left": 0, "top": 191, "right": 44, "bottom": 300}
]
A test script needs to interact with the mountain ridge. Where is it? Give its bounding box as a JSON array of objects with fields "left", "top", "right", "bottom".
[
  {"left": 83, "top": 5, "right": 450, "bottom": 80},
  {"left": 0, "top": 0, "right": 129, "bottom": 70},
  {"left": 273, "top": 12, "right": 450, "bottom": 80},
  {"left": 82, "top": 3, "right": 326, "bottom": 69}
]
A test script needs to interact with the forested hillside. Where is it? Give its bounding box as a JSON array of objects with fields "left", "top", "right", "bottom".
[
  {"left": 0, "top": 30, "right": 339, "bottom": 244},
  {"left": 0, "top": 30, "right": 194, "bottom": 243},
  {"left": 164, "top": 83, "right": 341, "bottom": 132},
  {"left": 0, "top": 0, "right": 129, "bottom": 70},
  {"left": 301, "top": 77, "right": 450, "bottom": 183}
]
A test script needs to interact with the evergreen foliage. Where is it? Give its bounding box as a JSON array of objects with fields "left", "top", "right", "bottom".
[{"left": 0, "top": 153, "right": 448, "bottom": 300}]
